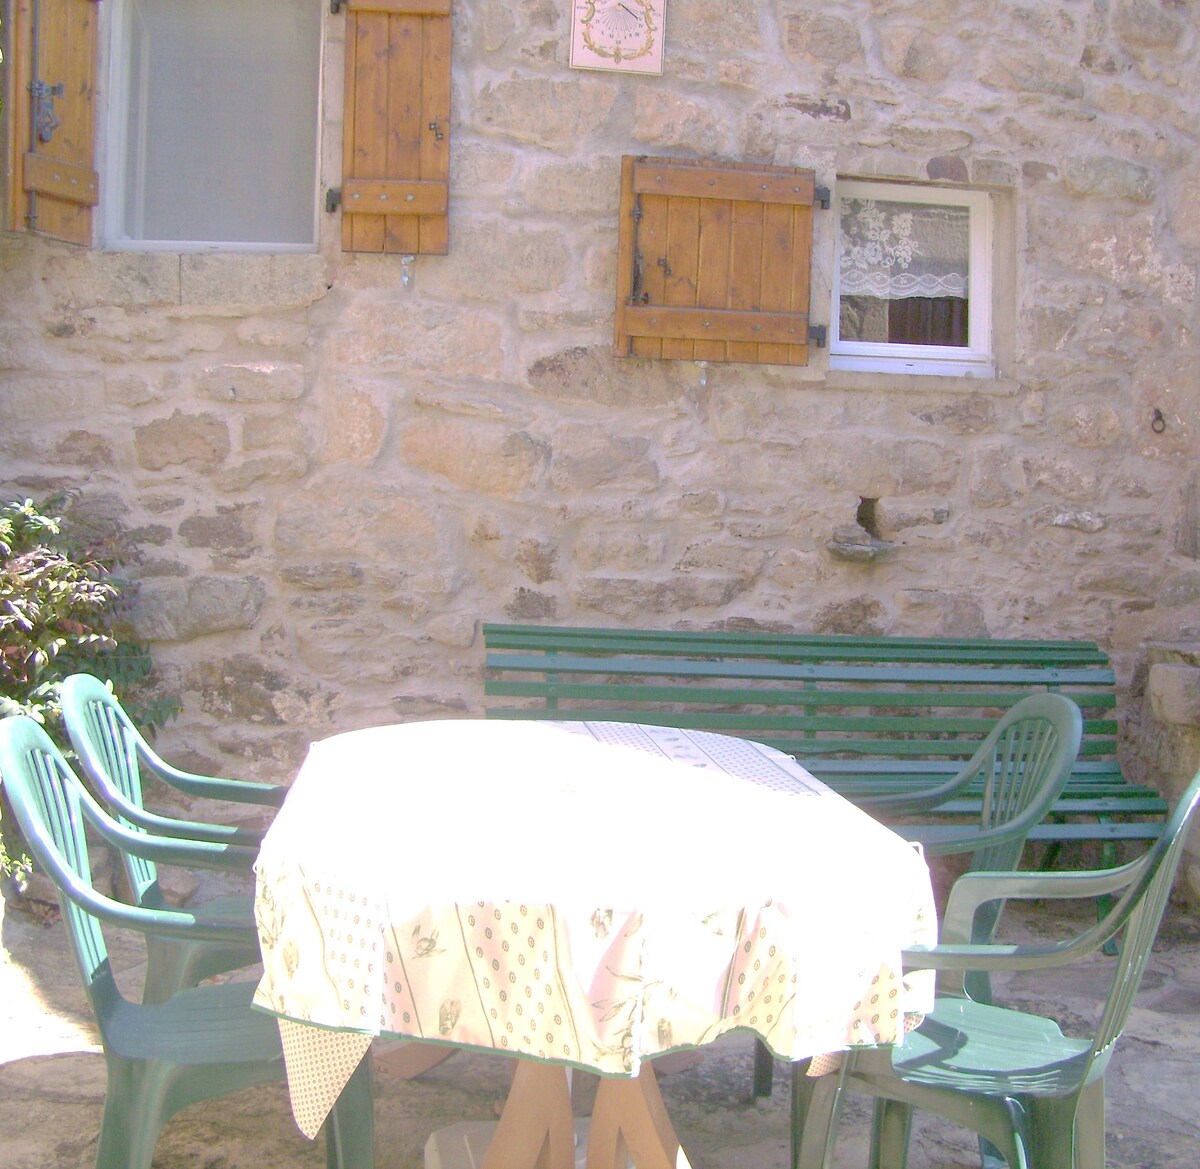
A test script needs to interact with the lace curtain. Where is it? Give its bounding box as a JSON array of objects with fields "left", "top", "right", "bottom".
[
  {"left": 839, "top": 199, "right": 969, "bottom": 300},
  {"left": 839, "top": 197, "right": 970, "bottom": 346}
]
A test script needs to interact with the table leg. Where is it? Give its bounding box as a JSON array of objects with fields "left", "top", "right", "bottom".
[
  {"left": 586, "top": 1064, "right": 694, "bottom": 1169},
  {"left": 479, "top": 1060, "right": 575, "bottom": 1169}
]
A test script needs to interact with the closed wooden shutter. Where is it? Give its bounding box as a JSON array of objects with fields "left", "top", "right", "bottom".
[
  {"left": 615, "top": 156, "right": 820, "bottom": 367},
  {"left": 9, "top": 0, "right": 100, "bottom": 246},
  {"left": 339, "top": 0, "right": 451, "bottom": 254}
]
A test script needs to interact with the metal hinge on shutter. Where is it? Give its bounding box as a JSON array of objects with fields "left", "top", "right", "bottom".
[{"left": 815, "top": 186, "right": 831, "bottom": 210}]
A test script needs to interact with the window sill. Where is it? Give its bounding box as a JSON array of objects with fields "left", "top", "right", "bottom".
[{"left": 824, "top": 369, "right": 1021, "bottom": 396}]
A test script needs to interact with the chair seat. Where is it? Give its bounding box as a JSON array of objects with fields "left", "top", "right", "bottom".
[
  {"left": 105, "top": 979, "right": 283, "bottom": 1066},
  {"left": 891, "top": 997, "right": 1094, "bottom": 1098}
]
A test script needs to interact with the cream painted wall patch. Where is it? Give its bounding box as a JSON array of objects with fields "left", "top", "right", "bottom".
[{"left": 569, "top": 0, "right": 666, "bottom": 75}]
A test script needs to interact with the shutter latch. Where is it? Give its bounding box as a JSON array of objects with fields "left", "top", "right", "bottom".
[
  {"left": 30, "top": 80, "right": 65, "bottom": 145},
  {"left": 330, "top": 1, "right": 344, "bottom": 12},
  {"left": 808, "top": 325, "right": 827, "bottom": 348},
  {"left": 815, "top": 186, "right": 831, "bottom": 210},
  {"left": 325, "top": 189, "right": 342, "bottom": 213}
]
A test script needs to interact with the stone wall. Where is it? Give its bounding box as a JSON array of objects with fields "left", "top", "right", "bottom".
[{"left": 1, "top": 0, "right": 1198, "bottom": 790}]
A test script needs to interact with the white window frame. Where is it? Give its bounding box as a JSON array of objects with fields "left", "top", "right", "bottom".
[
  {"left": 830, "top": 180, "right": 995, "bottom": 379},
  {"left": 101, "top": 0, "right": 322, "bottom": 254}
]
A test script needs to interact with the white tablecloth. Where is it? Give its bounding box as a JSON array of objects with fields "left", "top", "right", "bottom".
[{"left": 253, "top": 719, "right": 935, "bottom": 1136}]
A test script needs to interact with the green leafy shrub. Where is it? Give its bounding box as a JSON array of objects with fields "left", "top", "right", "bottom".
[{"left": 0, "top": 492, "right": 175, "bottom": 876}]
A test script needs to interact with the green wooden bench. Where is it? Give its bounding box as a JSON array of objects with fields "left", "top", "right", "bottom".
[
  {"left": 483, "top": 623, "right": 1168, "bottom": 851},
  {"left": 483, "top": 622, "right": 1168, "bottom": 1098}
]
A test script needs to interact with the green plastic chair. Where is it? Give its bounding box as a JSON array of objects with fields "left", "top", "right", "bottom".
[
  {"left": 0, "top": 714, "right": 374, "bottom": 1169},
  {"left": 792, "top": 767, "right": 1200, "bottom": 1169},
  {"left": 15, "top": 704, "right": 266, "bottom": 1004},
  {"left": 60, "top": 672, "right": 285, "bottom": 850}
]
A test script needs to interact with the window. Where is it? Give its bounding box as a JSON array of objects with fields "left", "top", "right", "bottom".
[
  {"left": 831, "top": 180, "right": 994, "bottom": 378},
  {"left": 103, "top": 0, "right": 321, "bottom": 251}
]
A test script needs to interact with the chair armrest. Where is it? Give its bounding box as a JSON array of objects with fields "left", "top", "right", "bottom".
[
  {"left": 76, "top": 779, "right": 260, "bottom": 874},
  {"left": 20, "top": 814, "right": 260, "bottom": 945},
  {"left": 855, "top": 766, "right": 978, "bottom": 818},
  {"left": 897, "top": 815, "right": 1045, "bottom": 858},
  {"left": 939, "top": 860, "right": 1144, "bottom": 944},
  {"left": 142, "top": 751, "right": 286, "bottom": 808},
  {"left": 87, "top": 778, "right": 266, "bottom": 847},
  {"left": 900, "top": 856, "right": 1150, "bottom": 980}
]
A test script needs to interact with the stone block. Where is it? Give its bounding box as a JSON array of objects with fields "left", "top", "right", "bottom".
[
  {"left": 424, "top": 221, "right": 571, "bottom": 298},
  {"left": 473, "top": 76, "right": 617, "bottom": 152},
  {"left": 1149, "top": 664, "right": 1200, "bottom": 727},
  {"left": 631, "top": 90, "right": 729, "bottom": 153},
  {"left": 179, "top": 255, "right": 330, "bottom": 308},
  {"left": 519, "top": 158, "right": 620, "bottom": 217},
  {"left": 134, "top": 411, "right": 231, "bottom": 472},
  {"left": 879, "top": 27, "right": 953, "bottom": 84},
  {"left": 179, "top": 506, "right": 258, "bottom": 554},
  {"left": 216, "top": 453, "right": 309, "bottom": 492},
  {"left": 574, "top": 530, "right": 668, "bottom": 572},
  {"left": 134, "top": 576, "right": 266, "bottom": 641},
  {"left": 191, "top": 654, "right": 293, "bottom": 725},
  {"left": 43, "top": 250, "right": 181, "bottom": 308},
  {"left": 549, "top": 434, "right": 659, "bottom": 493},
  {"left": 194, "top": 362, "right": 306, "bottom": 403},
  {"left": 981, "top": 51, "right": 1085, "bottom": 99},
  {"left": 527, "top": 346, "right": 684, "bottom": 408},
  {"left": 1062, "top": 156, "right": 1156, "bottom": 203},
  {"left": 401, "top": 418, "right": 549, "bottom": 496},
  {"left": 235, "top": 316, "right": 313, "bottom": 351},
  {"left": 331, "top": 303, "right": 504, "bottom": 375},
  {"left": 1112, "top": 0, "right": 1185, "bottom": 50},
  {"left": 280, "top": 561, "right": 364, "bottom": 591},
  {"left": 515, "top": 538, "right": 558, "bottom": 584},
  {"left": 574, "top": 574, "right": 750, "bottom": 618},
  {"left": 274, "top": 480, "right": 440, "bottom": 560},
  {"left": 243, "top": 411, "right": 309, "bottom": 453},
  {"left": 782, "top": 10, "right": 864, "bottom": 64},
  {"left": 322, "top": 386, "right": 387, "bottom": 464},
  {"left": 1166, "top": 162, "right": 1200, "bottom": 249}
]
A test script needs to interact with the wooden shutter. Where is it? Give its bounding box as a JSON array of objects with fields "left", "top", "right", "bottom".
[
  {"left": 339, "top": 0, "right": 451, "bottom": 255},
  {"left": 615, "top": 156, "right": 820, "bottom": 367},
  {"left": 9, "top": 0, "right": 100, "bottom": 246}
]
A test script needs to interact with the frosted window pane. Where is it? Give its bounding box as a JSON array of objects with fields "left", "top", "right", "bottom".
[{"left": 118, "top": 0, "right": 319, "bottom": 246}]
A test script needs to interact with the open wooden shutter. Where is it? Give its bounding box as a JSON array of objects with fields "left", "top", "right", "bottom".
[
  {"left": 338, "top": 0, "right": 451, "bottom": 255},
  {"left": 615, "top": 155, "right": 822, "bottom": 367},
  {"left": 9, "top": 0, "right": 100, "bottom": 246}
]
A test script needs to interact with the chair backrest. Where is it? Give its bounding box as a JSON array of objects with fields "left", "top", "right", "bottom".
[
  {"left": 1087, "top": 768, "right": 1200, "bottom": 1075},
  {"left": 0, "top": 716, "right": 117, "bottom": 1011},
  {"left": 60, "top": 673, "right": 161, "bottom": 905},
  {"left": 966, "top": 692, "right": 1082, "bottom": 872}
]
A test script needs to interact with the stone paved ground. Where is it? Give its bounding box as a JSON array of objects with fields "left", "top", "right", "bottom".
[{"left": 2, "top": 889, "right": 1199, "bottom": 1169}]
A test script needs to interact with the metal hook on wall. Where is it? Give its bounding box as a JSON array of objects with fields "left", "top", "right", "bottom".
[
  {"left": 401, "top": 255, "right": 416, "bottom": 287},
  {"left": 695, "top": 360, "right": 708, "bottom": 389},
  {"left": 1151, "top": 408, "right": 1167, "bottom": 434}
]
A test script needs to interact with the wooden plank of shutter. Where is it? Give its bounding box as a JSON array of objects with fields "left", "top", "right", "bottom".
[
  {"left": 615, "top": 155, "right": 816, "bottom": 367},
  {"left": 10, "top": 0, "right": 100, "bottom": 245},
  {"left": 341, "top": 0, "right": 450, "bottom": 254},
  {"left": 631, "top": 158, "right": 815, "bottom": 206},
  {"left": 622, "top": 306, "right": 810, "bottom": 346},
  {"left": 662, "top": 195, "right": 699, "bottom": 361},
  {"left": 694, "top": 197, "right": 731, "bottom": 363}
]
